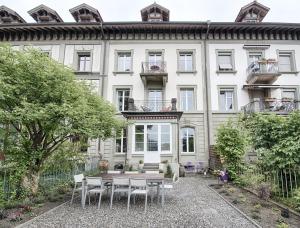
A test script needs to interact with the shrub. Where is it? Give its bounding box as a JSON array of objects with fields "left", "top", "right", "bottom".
[
  {"left": 291, "top": 187, "right": 300, "bottom": 211},
  {"left": 256, "top": 182, "right": 271, "bottom": 200},
  {"left": 165, "top": 164, "right": 173, "bottom": 178},
  {"left": 235, "top": 166, "right": 264, "bottom": 188},
  {"left": 276, "top": 222, "right": 289, "bottom": 228}
]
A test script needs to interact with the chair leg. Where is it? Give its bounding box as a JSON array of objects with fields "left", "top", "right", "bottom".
[
  {"left": 127, "top": 193, "right": 131, "bottom": 212},
  {"left": 88, "top": 192, "right": 91, "bottom": 205},
  {"left": 133, "top": 195, "right": 136, "bottom": 204},
  {"left": 98, "top": 193, "right": 102, "bottom": 209},
  {"left": 145, "top": 194, "right": 147, "bottom": 213},
  {"left": 70, "top": 186, "right": 76, "bottom": 205},
  {"left": 110, "top": 191, "right": 114, "bottom": 209}
]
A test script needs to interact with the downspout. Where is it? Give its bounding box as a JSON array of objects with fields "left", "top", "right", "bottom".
[{"left": 204, "top": 20, "right": 211, "bottom": 164}]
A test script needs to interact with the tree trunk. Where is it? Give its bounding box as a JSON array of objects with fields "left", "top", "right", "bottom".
[{"left": 22, "top": 170, "right": 40, "bottom": 196}]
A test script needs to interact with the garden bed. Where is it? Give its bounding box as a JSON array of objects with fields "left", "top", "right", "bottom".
[
  {"left": 210, "top": 183, "right": 300, "bottom": 228},
  {"left": 0, "top": 191, "right": 73, "bottom": 227}
]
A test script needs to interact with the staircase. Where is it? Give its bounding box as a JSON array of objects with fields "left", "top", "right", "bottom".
[{"left": 143, "top": 163, "right": 159, "bottom": 171}]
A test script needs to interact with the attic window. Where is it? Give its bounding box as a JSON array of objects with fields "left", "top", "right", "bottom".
[{"left": 148, "top": 12, "right": 162, "bottom": 21}]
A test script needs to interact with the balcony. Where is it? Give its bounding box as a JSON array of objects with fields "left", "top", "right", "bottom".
[
  {"left": 242, "top": 98, "right": 299, "bottom": 115},
  {"left": 121, "top": 98, "right": 183, "bottom": 120},
  {"left": 246, "top": 59, "right": 281, "bottom": 84},
  {"left": 140, "top": 61, "right": 168, "bottom": 86}
]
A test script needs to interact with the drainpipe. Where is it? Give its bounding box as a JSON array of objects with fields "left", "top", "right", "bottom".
[{"left": 204, "top": 20, "right": 212, "bottom": 164}]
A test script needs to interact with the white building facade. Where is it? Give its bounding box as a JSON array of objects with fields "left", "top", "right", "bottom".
[{"left": 1, "top": 1, "right": 299, "bottom": 171}]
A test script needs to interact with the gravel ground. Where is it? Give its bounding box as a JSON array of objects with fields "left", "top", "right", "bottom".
[{"left": 19, "top": 177, "right": 256, "bottom": 228}]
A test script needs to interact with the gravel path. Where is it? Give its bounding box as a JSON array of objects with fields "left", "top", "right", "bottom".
[{"left": 19, "top": 177, "right": 256, "bottom": 228}]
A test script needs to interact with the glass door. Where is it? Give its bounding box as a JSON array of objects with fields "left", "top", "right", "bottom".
[
  {"left": 148, "top": 52, "right": 162, "bottom": 71},
  {"left": 148, "top": 90, "right": 162, "bottom": 111}
]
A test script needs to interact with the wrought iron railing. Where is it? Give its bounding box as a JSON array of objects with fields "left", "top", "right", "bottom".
[
  {"left": 247, "top": 60, "right": 280, "bottom": 80},
  {"left": 130, "top": 100, "right": 176, "bottom": 112},
  {"left": 141, "top": 61, "right": 167, "bottom": 74},
  {"left": 242, "top": 98, "right": 299, "bottom": 114}
]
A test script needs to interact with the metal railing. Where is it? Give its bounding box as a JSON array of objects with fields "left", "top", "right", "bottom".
[
  {"left": 242, "top": 98, "right": 299, "bottom": 114},
  {"left": 247, "top": 60, "right": 280, "bottom": 81},
  {"left": 141, "top": 61, "right": 167, "bottom": 74},
  {"left": 131, "top": 100, "right": 174, "bottom": 112}
]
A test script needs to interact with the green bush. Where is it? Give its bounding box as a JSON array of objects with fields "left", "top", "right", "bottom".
[
  {"left": 165, "top": 164, "right": 173, "bottom": 178},
  {"left": 291, "top": 188, "right": 300, "bottom": 211},
  {"left": 235, "top": 166, "right": 264, "bottom": 188}
]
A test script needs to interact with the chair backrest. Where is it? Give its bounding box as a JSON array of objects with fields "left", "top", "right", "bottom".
[
  {"left": 74, "top": 174, "right": 84, "bottom": 183},
  {"left": 173, "top": 173, "right": 179, "bottom": 183},
  {"left": 124, "top": 171, "right": 139, "bottom": 174},
  {"left": 113, "top": 177, "right": 129, "bottom": 186},
  {"left": 130, "top": 178, "right": 147, "bottom": 188},
  {"left": 86, "top": 177, "right": 102, "bottom": 187},
  {"left": 145, "top": 170, "right": 159, "bottom": 174},
  {"left": 107, "top": 170, "right": 122, "bottom": 174}
]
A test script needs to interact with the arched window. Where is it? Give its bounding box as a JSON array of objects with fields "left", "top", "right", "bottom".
[{"left": 181, "top": 127, "right": 195, "bottom": 153}]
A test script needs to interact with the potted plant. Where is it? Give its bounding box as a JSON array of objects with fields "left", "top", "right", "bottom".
[
  {"left": 99, "top": 159, "right": 109, "bottom": 173},
  {"left": 138, "top": 160, "right": 144, "bottom": 171}
]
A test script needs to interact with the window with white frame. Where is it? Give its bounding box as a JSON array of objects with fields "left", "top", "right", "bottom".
[
  {"left": 117, "top": 52, "right": 132, "bottom": 72},
  {"left": 134, "top": 124, "right": 171, "bottom": 153},
  {"left": 78, "top": 53, "right": 91, "bottom": 71},
  {"left": 248, "top": 51, "right": 263, "bottom": 64},
  {"left": 282, "top": 89, "right": 296, "bottom": 100},
  {"left": 178, "top": 52, "right": 193, "bottom": 71},
  {"left": 116, "top": 89, "right": 130, "bottom": 111},
  {"left": 116, "top": 128, "right": 127, "bottom": 153},
  {"left": 181, "top": 127, "right": 195, "bottom": 153},
  {"left": 217, "top": 50, "right": 234, "bottom": 72},
  {"left": 180, "top": 88, "right": 194, "bottom": 111},
  {"left": 278, "top": 51, "right": 295, "bottom": 72},
  {"left": 219, "top": 88, "right": 235, "bottom": 111}
]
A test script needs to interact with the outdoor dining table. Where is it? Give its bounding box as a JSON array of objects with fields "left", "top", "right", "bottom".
[{"left": 81, "top": 173, "right": 165, "bottom": 209}]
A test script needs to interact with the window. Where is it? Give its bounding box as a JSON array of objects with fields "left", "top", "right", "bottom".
[
  {"left": 217, "top": 50, "right": 235, "bottom": 72},
  {"left": 219, "top": 89, "right": 235, "bottom": 111},
  {"left": 181, "top": 127, "right": 195, "bottom": 153},
  {"left": 117, "top": 52, "right": 132, "bottom": 72},
  {"left": 134, "top": 124, "right": 171, "bottom": 153},
  {"left": 116, "top": 129, "right": 127, "bottom": 153},
  {"left": 248, "top": 51, "right": 263, "bottom": 65},
  {"left": 148, "top": 52, "right": 162, "bottom": 69},
  {"left": 282, "top": 89, "right": 296, "bottom": 100},
  {"left": 148, "top": 89, "right": 163, "bottom": 111},
  {"left": 278, "top": 51, "right": 296, "bottom": 72},
  {"left": 117, "top": 89, "right": 130, "bottom": 111},
  {"left": 178, "top": 52, "right": 194, "bottom": 71},
  {"left": 78, "top": 53, "right": 91, "bottom": 71},
  {"left": 180, "top": 88, "right": 194, "bottom": 111}
]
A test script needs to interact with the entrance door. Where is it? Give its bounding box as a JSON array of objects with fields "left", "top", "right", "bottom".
[
  {"left": 148, "top": 90, "right": 162, "bottom": 111},
  {"left": 144, "top": 125, "right": 160, "bottom": 163}
]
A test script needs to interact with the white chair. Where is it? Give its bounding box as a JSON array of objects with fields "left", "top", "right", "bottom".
[
  {"left": 124, "top": 171, "right": 139, "bottom": 174},
  {"left": 107, "top": 170, "right": 122, "bottom": 174},
  {"left": 110, "top": 178, "right": 130, "bottom": 209},
  {"left": 159, "top": 173, "right": 178, "bottom": 200},
  {"left": 127, "top": 178, "right": 149, "bottom": 212},
  {"left": 70, "top": 173, "right": 84, "bottom": 204},
  {"left": 84, "top": 177, "right": 106, "bottom": 209},
  {"left": 145, "top": 170, "right": 159, "bottom": 174}
]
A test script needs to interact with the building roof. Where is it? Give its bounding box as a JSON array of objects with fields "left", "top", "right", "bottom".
[
  {"left": 141, "top": 2, "right": 170, "bottom": 22},
  {"left": 28, "top": 4, "right": 63, "bottom": 23},
  {"left": 0, "top": 5, "right": 26, "bottom": 24},
  {"left": 69, "top": 3, "right": 103, "bottom": 23},
  {"left": 235, "top": 0, "right": 270, "bottom": 22}
]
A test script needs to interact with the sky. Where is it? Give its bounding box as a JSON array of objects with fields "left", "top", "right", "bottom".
[{"left": 2, "top": 0, "right": 300, "bottom": 23}]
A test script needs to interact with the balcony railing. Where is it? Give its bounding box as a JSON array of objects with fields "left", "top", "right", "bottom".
[
  {"left": 246, "top": 59, "right": 281, "bottom": 84},
  {"left": 141, "top": 61, "right": 167, "bottom": 74},
  {"left": 125, "top": 98, "right": 177, "bottom": 112},
  {"left": 242, "top": 98, "right": 299, "bottom": 115}
]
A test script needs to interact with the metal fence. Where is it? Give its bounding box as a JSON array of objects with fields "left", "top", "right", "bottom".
[{"left": 240, "top": 165, "right": 300, "bottom": 198}]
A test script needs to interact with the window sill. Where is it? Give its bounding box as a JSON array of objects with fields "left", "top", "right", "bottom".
[
  {"left": 113, "top": 71, "right": 134, "bottom": 75},
  {"left": 114, "top": 153, "right": 126, "bottom": 156},
  {"left": 75, "top": 70, "right": 93, "bottom": 74},
  {"left": 176, "top": 70, "right": 197, "bottom": 74},
  {"left": 181, "top": 153, "right": 196, "bottom": 155},
  {"left": 279, "top": 71, "right": 299, "bottom": 74},
  {"left": 132, "top": 153, "right": 144, "bottom": 156},
  {"left": 216, "top": 70, "right": 237, "bottom": 74}
]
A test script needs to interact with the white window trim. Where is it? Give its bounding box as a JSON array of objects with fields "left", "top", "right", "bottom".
[
  {"left": 177, "top": 86, "right": 197, "bottom": 112},
  {"left": 113, "top": 86, "right": 133, "bottom": 113},
  {"left": 277, "top": 50, "right": 298, "bottom": 74},
  {"left": 218, "top": 86, "right": 238, "bottom": 112},
  {"left": 176, "top": 49, "right": 196, "bottom": 73},
  {"left": 116, "top": 89, "right": 130, "bottom": 112},
  {"left": 216, "top": 49, "right": 237, "bottom": 73},
  {"left": 113, "top": 50, "right": 134, "bottom": 74},
  {"left": 132, "top": 123, "right": 172, "bottom": 155},
  {"left": 115, "top": 129, "right": 127, "bottom": 154},
  {"left": 180, "top": 127, "right": 195, "bottom": 154},
  {"left": 75, "top": 51, "right": 92, "bottom": 72}
]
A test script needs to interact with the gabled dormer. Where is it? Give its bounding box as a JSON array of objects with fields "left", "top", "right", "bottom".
[
  {"left": 235, "top": 0, "right": 270, "bottom": 23},
  {"left": 28, "top": 4, "right": 63, "bottom": 23},
  {"left": 0, "top": 5, "right": 26, "bottom": 24},
  {"left": 69, "top": 3, "right": 103, "bottom": 23},
  {"left": 141, "top": 2, "right": 169, "bottom": 22}
]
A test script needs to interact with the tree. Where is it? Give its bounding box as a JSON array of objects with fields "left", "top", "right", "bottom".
[{"left": 0, "top": 45, "right": 124, "bottom": 195}]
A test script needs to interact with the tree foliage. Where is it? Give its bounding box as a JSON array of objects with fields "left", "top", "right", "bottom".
[
  {"left": 0, "top": 45, "right": 124, "bottom": 195},
  {"left": 215, "top": 120, "right": 248, "bottom": 179}
]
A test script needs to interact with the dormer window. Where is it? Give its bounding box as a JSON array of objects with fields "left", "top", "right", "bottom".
[
  {"left": 28, "top": 4, "right": 63, "bottom": 23},
  {"left": 0, "top": 5, "right": 26, "bottom": 24},
  {"left": 141, "top": 2, "right": 169, "bottom": 22},
  {"left": 235, "top": 1, "right": 270, "bottom": 23},
  {"left": 69, "top": 3, "right": 103, "bottom": 23}
]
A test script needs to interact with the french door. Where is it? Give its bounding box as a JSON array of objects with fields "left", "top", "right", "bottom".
[{"left": 148, "top": 90, "right": 163, "bottom": 111}]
